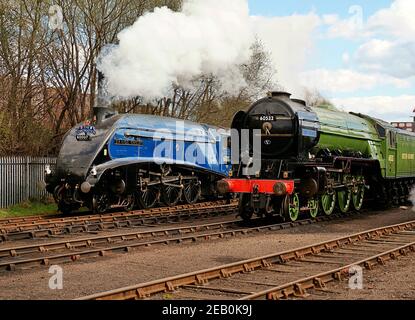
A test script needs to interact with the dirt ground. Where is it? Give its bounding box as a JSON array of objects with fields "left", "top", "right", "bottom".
[
  {"left": 0, "top": 207, "right": 414, "bottom": 300},
  {"left": 308, "top": 255, "right": 415, "bottom": 300}
]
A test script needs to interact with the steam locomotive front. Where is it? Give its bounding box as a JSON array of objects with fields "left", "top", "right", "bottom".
[
  {"left": 231, "top": 91, "right": 320, "bottom": 161},
  {"left": 44, "top": 115, "right": 120, "bottom": 212},
  {"left": 218, "top": 92, "right": 321, "bottom": 220}
]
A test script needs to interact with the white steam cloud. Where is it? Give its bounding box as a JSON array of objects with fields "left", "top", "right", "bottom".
[{"left": 98, "top": 0, "right": 319, "bottom": 100}]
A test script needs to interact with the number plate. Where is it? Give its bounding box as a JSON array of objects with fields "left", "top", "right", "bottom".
[{"left": 259, "top": 115, "right": 275, "bottom": 121}]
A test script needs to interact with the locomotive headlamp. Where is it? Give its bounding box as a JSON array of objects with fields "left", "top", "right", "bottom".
[
  {"left": 273, "top": 182, "right": 287, "bottom": 196},
  {"left": 45, "top": 165, "right": 52, "bottom": 175}
]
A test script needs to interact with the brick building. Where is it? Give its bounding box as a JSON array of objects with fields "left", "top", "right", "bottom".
[{"left": 391, "top": 109, "right": 415, "bottom": 132}]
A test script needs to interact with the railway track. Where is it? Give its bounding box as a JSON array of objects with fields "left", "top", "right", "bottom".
[
  {"left": 0, "top": 214, "right": 339, "bottom": 271},
  {"left": 0, "top": 201, "right": 237, "bottom": 242},
  {"left": 78, "top": 220, "right": 415, "bottom": 300},
  {"left": 0, "top": 201, "right": 233, "bottom": 227}
]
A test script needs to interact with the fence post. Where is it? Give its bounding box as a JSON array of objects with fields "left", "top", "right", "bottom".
[{"left": 26, "top": 157, "right": 30, "bottom": 201}]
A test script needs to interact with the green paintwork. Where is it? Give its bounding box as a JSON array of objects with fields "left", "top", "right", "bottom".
[
  {"left": 352, "top": 184, "right": 365, "bottom": 211},
  {"left": 313, "top": 106, "right": 381, "bottom": 157},
  {"left": 337, "top": 189, "right": 352, "bottom": 213},
  {"left": 320, "top": 192, "right": 336, "bottom": 216},
  {"left": 308, "top": 199, "right": 319, "bottom": 218},
  {"left": 288, "top": 193, "right": 300, "bottom": 221},
  {"left": 312, "top": 105, "right": 415, "bottom": 179}
]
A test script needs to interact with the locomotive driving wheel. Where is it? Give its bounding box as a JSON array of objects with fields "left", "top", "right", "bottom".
[
  {"left": 337, "top": 188, "right": 352, "bottom": 213},
  {"left": 137, "top": 187, "right": 159, "bottom": 209},
  {"left": 320, "top": 190, "right": 336, "bottom": 216},
  {"left": 183, "top": 179, "right": 201, "bottom": 204},
  {"left": 352, "top": 176, "right": 365, "bottom": 211},
  {"left": 161, "top": 185, "right": 183, "bottom": 207},
  {"left": 92, "top": 193, "right": 110, "bottom": 214},
  {"left": 282, "top": 193, "right": 300, "bottom": 222},
  {"left": 308, "top": 198, "right": 319, "bottom": 218}
]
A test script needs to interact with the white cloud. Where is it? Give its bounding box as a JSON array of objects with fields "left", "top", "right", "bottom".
[
  {"left": 322, "top": 14, "right": 338, "bottom": 26},
  {"left": 367, "top": 0, "right": 415, "bottom": 41},
  {"left": 332, "top": 95, "right": 415, "bottom": 122},
  {"left": 300, "top": 69, "right": 410, "bottom": 94},
  {"left": 251, "top": 13, "right": 321, "bottom": 95},
  {"left": 324, "top": 5, "right": 366, "bottom": 39},
  {"left": 356, "top": 39, "right": 415, "bottom": 79},
  {"left": 324, "top": 0, "right": 415, "bottom": 42},
  {"left": 342, "top": 52, "right": 350, "bottom": 64}
]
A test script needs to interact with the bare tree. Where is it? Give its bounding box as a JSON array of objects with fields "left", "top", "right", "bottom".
[
  {"left": 303, "top": 88, "right": 333, "bottom": 107},
  {"left": 0, "top": 0, "right": 183, "bottom": 155},
  {"left": 0, "top": 0, "right": 53, "bottom": 155}
]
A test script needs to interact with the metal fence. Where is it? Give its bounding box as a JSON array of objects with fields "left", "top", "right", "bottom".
[{"left": 0, "top": 157, "right": 57, "bottom": 208}]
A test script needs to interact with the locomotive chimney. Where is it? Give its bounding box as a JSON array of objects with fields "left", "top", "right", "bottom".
[
  {"left": 93, "top": 71, "right": 117, "bottom": 125},
  {"left": 267, "top": 91, "right": 292, "bottom": 99}
]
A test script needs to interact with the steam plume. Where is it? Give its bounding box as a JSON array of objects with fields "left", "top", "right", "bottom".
[
  {"left": 98, "top": 0, "right": 254, "bottom": 100},
  {"left": 98, "top": 0, "right": 320, "bottom": 100}
]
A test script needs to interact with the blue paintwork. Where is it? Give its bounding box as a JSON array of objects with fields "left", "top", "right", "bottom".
[
  {"left": 107, "top": 114, "right": 231, "bottom": 176},
  {"left": 302, "top": 128, "right": 318, "bottom": 138}
]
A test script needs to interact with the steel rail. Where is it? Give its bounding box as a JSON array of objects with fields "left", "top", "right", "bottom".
[
  {"left": 0, "top": 216, "right": 330, "bottom": 271},
  {"left": 0, "top": 200, "right": 232, "bottom": 227},
  {"left": 0, "top": 214, "right": 66, "bottom": 225},
  {"left": 0, "top": 202, "right": 237, "bottom": 242},
  {"left": 77, "top": 220, "right": 415, "bottom": 300},
  {"left": 240, "top": 241, "right": 415, "bottom": 300}
]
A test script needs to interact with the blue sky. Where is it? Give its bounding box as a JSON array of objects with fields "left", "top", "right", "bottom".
[
  {"left": 247, "top": 0, "right": 415, "bottom": 121},
  {"left": 249, "top": 0, "right": 391, "bottom": 17}
]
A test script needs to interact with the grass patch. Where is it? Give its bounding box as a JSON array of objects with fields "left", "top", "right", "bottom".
[{"left": 0, "top": 201, "right": 58, "bottom": 218}]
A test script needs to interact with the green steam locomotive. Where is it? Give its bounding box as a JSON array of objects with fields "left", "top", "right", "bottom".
[{"left": 219, "top": 92, "right": 415, "bottom": 221}]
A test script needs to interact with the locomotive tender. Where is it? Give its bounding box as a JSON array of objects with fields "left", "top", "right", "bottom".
[
  {"left": 44, "top": 106, "right": 231, "bottom": 214},
  {"left": 219, "top": 91, "right": 415, "bottom": 221}
]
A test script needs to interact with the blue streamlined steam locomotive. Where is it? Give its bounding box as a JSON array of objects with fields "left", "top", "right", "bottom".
[{"left": 44, "top": 107, "right": 231, "bottom": 214}]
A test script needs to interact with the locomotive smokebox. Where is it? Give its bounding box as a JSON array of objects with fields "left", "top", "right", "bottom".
[
  {"left": 94, "top": 71, "right": 117, "bottom": 125},
  {"left": 231, "top": 91, "right": 320, "bottom": 159}
]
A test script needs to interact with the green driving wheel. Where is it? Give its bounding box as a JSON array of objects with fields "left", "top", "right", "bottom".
[
  {"left": 308, "top": 198, "right": 319, "bottom": 218},
  {"left": 352, "top": 180, "right": 365, "bottom": 211},
  {"left": 288, "top": 193, "right": 300, "bottom": 222},
  {"left": 321, "top": 191, "right": 336, "bottom": 216},
  {"left": 337, "top": 189, "right": 352, "bottom": 213}
]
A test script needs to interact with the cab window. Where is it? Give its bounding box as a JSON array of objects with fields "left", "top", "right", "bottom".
[{"left": 388, "top": 131, "right": 397, "bottom": 148}]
